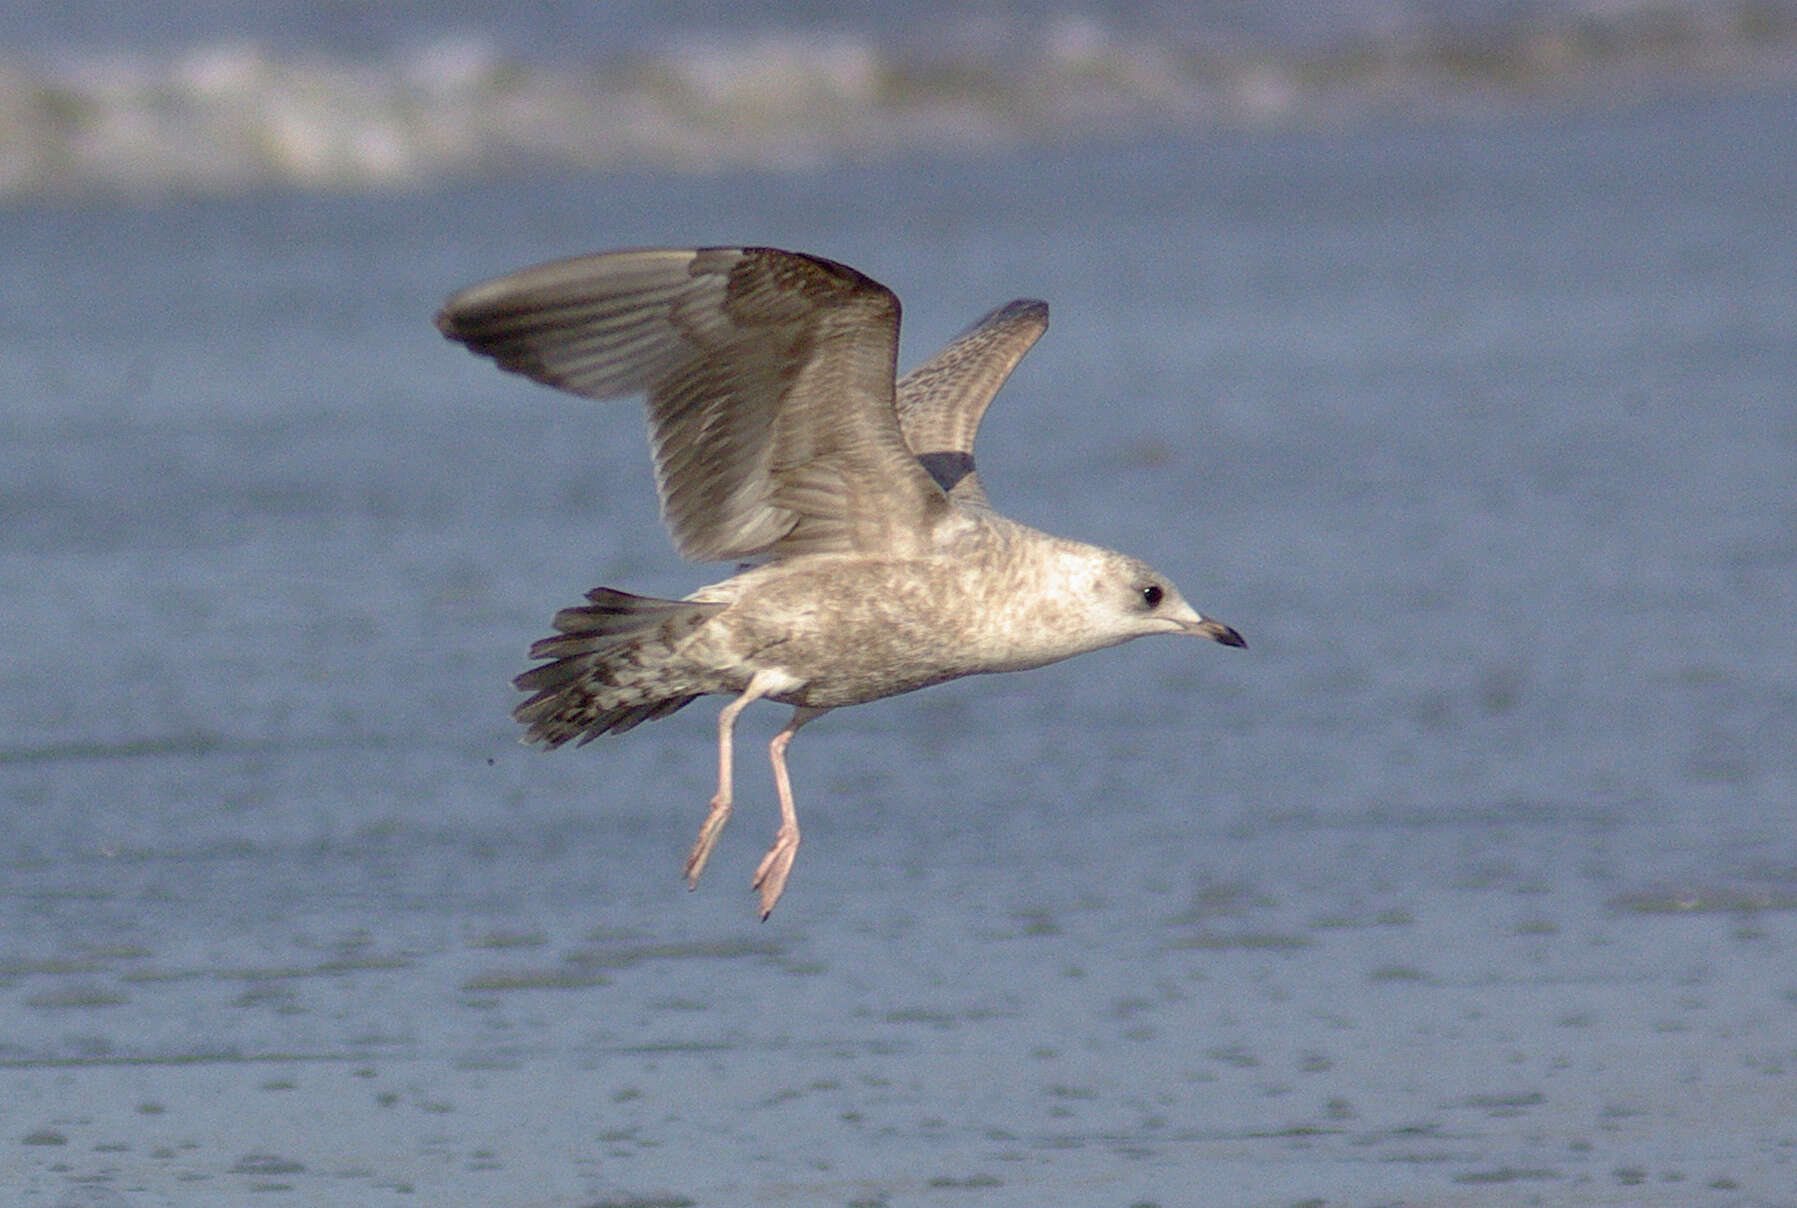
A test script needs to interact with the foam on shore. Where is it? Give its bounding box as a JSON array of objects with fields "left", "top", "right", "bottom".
[{"left": 3, "top": 5, "right": 1793, "bottom": 199}]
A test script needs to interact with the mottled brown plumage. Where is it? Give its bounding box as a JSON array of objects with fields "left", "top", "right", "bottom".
[{"left": 438, "top": 247, "right": 1244, "bottom": 918}]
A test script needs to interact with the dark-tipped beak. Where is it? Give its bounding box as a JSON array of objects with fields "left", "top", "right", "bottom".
[{"left": 1191, "top": 618, "right": 1247, "bottom": 648}]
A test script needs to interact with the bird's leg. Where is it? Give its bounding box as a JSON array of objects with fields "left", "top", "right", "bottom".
[
  {"left": 752, "top": 706, "right": 826, "bottom": 920},
  {"left": 683, "top": 673, "right": 779, "bottom": 890}
]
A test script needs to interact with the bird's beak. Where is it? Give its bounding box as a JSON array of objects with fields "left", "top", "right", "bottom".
[{"left": 1188, "top": 617, "right": 1247, "bottom": 648}]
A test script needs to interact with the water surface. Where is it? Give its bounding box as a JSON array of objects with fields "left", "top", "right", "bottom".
[{"left": 5, "top": 90, "right": 1795, "bottom": 1207}]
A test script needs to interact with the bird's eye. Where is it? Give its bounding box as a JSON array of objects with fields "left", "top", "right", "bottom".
[{"left": 1141, "top": 583, "right": 1164, "bottom": 609}]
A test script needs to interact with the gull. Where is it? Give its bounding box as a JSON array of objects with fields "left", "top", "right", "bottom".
[{"left": 437, "top": 246, "right": 1244, "bottom": 918}]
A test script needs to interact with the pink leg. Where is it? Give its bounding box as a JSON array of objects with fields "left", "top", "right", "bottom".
[
  {"left": 683, "top": 672, "right": 779, "bottom": 890},
  {"left": 752, "top": 706, "right": 826, "bottom": 920}
]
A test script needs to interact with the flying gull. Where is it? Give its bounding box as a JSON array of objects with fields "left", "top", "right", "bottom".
[{"left": 437, "top": 247, "right": 1245, "bottom": 918}]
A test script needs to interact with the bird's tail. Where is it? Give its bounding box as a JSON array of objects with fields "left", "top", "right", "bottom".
[{"left": 512, "top": 587, "right": 725, "bottom": 747}]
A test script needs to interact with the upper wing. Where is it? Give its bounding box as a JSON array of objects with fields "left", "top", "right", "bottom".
[
  {"left": 894, "top": 298, "right": 1047, "bottom": 507},
  {"left": 436, "top": 246, "right": 950, "bottom": 562}
]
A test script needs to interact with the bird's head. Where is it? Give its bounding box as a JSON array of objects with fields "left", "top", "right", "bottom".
[{"left": 1039, "top": 545, "right": 1245, "bottom": 656}]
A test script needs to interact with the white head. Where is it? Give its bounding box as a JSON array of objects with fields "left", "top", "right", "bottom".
[
  {"left": 1008, "top": 542, "right": 1245, "bottom": 668},
  {"left": 1090, "top": 548, "right": 1244, "bottom": 647}
]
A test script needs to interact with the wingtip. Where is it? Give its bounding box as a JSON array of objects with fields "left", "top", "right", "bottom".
[{"left": 984, "top": 297, "right": 1048, "bottom": 329}]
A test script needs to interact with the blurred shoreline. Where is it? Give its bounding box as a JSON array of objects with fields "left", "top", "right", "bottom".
[{"left": 5, "top": 2, "right": 1794, "bottom": 201}]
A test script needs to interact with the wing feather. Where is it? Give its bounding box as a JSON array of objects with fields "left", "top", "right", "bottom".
[
  {"left": 438, "top": 247, "right": 949, "bottom": 562},
  {"left": 894, "top": 298, "right": 1047, "bottom": 506}
]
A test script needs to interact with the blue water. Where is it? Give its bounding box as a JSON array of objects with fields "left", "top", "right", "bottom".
[
  {"left": 5, "top": 89, "right": 1796, "bottom": 1206},
  {"left": 7, "top": 0, "right": 1795, "bottom": 201},
  {"left": 0, "top": 0, "right": 1736, "bottom": 55}
]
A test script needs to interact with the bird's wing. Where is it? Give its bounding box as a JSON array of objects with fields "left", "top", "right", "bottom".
[
  {"left": 437, "top": 246, "right": 951, "bottom": 562},
  {"left": 893, "top": 298, "right": 1047, "bottom": 508}
]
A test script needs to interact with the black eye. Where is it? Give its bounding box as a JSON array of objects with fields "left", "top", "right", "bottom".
[{"left": 1141, "top": 583, "right": 1164, "bottom": 609}]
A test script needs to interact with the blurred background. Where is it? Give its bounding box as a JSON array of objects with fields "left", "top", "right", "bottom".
[
  {"left": 5, "top": 3, "right": 1796, "bottom": 1207},
  {"left": 4, "top": 1, "right": 1796, "bottom": 197}
]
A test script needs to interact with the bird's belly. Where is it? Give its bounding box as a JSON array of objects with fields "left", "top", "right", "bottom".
[
  {"left": 757, "top": 622, "right": 982, "bottom": 709},
  {"left": 696, "top": 566, "right": 1028, "bottom": 710}
]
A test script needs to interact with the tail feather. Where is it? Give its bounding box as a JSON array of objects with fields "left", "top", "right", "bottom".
[
  {"left": 512, "top": 586, "right": 723, "bottom": 747},
  {"left": 570, "top": 694, "right": 700, "bottom": 744}
]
